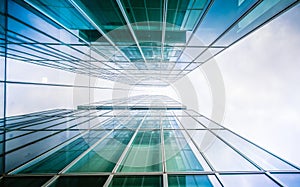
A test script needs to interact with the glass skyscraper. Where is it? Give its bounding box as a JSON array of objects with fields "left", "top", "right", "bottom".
[{"left": 1, "top": 0, "right": 300, "bottom": 186}]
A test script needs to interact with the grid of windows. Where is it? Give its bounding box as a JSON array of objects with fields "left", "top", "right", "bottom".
[
  {"left": 1, "top": 0, "right": 300, "bottom": 186},
  {"left": 1, "top": 96, "right": 299, "bottom": 186},
  {"left": 1, "top": 0, "right": 298, "bottom": 85}
]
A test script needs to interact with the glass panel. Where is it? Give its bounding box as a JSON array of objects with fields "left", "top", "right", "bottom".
[
  {"left": 219, "top": 174, "right": 278, "bottom": 187},
  {"left": 6, "top": 130, "right": 79, "bottom": 172},
  {"left": 66, "top": 130, "right": 134, "bottom": 173},
  {"left": 25, "top": 0, "right": 94, "bottom": 30},
  {"left": 192, "top": 0, "right": 258, "bottom": 46},
  {"left": 6, "top": 83, "right": 76, "bottom": 116},
  {"left": 0, "top": 176, "right": 51, "bottom": 187},
  {"left": 193, "top": 116, "right": 222, "bottom": 129},
  {"left": 118, "top": 130, "right": 162, "bottom": 172},
  {"left": 213, "top": 130, "right": 297, "bottom": 170},
  {"left": 17, "top": 130, "right": 108, "bottom": 174},
  {"left": 176, "top": 116, "right": 205, "bottom": 129},
  {"left": 271, "top": 173, "right": 300, "bottom": 187},
  {"left": 108, "top": 176, "right": 163, "bottom": 187},
  {"left": 194, "top": 48, "right": 224, "bottom": 62},
  {"left": 189, "top": 130, "right": 258, "bottom": 171},
  {"left": 164, "top": 130, "right": 204, "bottom": 171},
  {"left": 50, "top": 176, "right": 108, "bottom": 187},
  {"left": 214, "top": 0, "right": 298, "bottom": 46},
  {"left": 168, "top": 175, "right": 221, "bottom": 187}
]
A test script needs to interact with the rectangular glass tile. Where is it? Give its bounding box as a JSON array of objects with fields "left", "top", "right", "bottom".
[
  {"left": 0, "top": 176, "right": 51, "bottom": 187},
  {"left": 213, "top": 130, "right": 297, "bottom": 170},
  {"left": 164, "top": 130, "right": 204, "bottom": 171},
  {"left": 168, "top": 175, "right": 221, "bottom": 187},
  {"left": 66, "top": 130, "right": 134, "bottom": 173},
  {"left": 189, "top": 130, "right": 258, "bottom": 171},
  {"left": 108, "top": 175, "right": 163, "bottom": 187},
  {"left": 271, "top": 173, "right": 300, "bottom": 187},
  {"left": 50, "top": 176, "right": 108, "bottom": 187},
  {"left": 17, "top": 130, "right": 108, "bottom": 174},
  {"left": 118, "top": 130, "right": 162, "bottom": 172},
  {"left": 192, "top": 0, "right": 258, "bottom": 46},
  {"left": 176, "top": 116, "right": 205, "bottom": 129},
  {"left": 219, "top": 174, "right": 278, "bottom": 187}
]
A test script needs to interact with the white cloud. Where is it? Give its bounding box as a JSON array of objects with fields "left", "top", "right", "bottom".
[{"left": 215, "top": 4, "right": 300, "bottom": 166}]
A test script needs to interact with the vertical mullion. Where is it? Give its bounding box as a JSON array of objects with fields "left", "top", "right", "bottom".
[
  {"left": 41, "top": 116, "right": 129, "bottom": 187},
  {"left": 111, "top": 113, "right": 147, "bottom": 173},
  {"left": 172, "top": 111, "right": 226, "bottom": 186},
  {"left": 161, "top": 113, "right": 166, "bottom": 173},
  {"left": 102, "top": 112, "right": 147, "bottom": 187},
  {"left": 2, "top": 0, "right": 8, "bottom": 174}
]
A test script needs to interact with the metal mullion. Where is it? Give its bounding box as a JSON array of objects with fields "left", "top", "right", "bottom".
[
  {"left": 23, "top": 0, "right": 117, "bottom": 68},
  {"left": 193, "top": 112, "right": 300, "bottom": 170},
  {"left": 102, "top": 113, "right": 147, "bottom": 187},
  {"left": 52, "top": 126, "right": 122, "bottom": 176},
  {"left": 172, "top": 112, "right": 216, "bottom": 171},
  {"left": 7, "top": 23, "right": 116, "bottom": 73},
  {"left": 67, "top": 0, "right": 132, "bottom": 64},
  {"left": 116, "top": 0, "right": 148, "bottom": 65},
  {"left": 3, "top": 116, "right": 99, "bottom": 155},
  {"left": 9, "top": 116, "right": 62, "bottom": 131},
  {"left": 6, "top": 45, "right": 56, "bottom": 61},
  {"left": 6, "top": 18, "right": 92, "bottom": 67},
  {"left": 161, "top": 0, "right": 168, "bottom": 63},
  {"left": 178, "top": 0, "right": 268, "bottom": 75},
  {"left": 18, "top": 43, "right": 77, "bottom": 63},
  {"left": 171, "top": 0, "right": 180, "bottom": 31},
  {"left": 3, "top": 116, "right": 80, "bottom": 143},
  {"left": 161, "top": 114, "right": 167, "bottom": 173},
  {"left": 172, "top": 112, "right": 224, "bottom": 186},
  {"left": 172, "top": 0, "right": 213, "bottom": 69}
]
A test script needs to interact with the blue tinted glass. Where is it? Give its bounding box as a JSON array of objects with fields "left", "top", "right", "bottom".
[
  {"left": 271, "top": 173, "right": 300, "bottom": 187},
  {"left": 168, "top": 175, "right": 215, "bottom": 187},
  {"left": 194, "top": 0, "right": 258, "bottom": 45},
  {"left": 214, "top": 0, "right": 298, "bottom": 46},
  {"left": 17, "top": 130, "right": 108, "bottom": 174},
  {"left": 164, "top": 130, "right": 204, "bottom": 171},
  {"left": 219, "top": 174, "right": 278, "bottom": 187}
]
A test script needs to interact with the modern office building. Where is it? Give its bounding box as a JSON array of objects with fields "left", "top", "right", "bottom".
[{"left": 1, "top": 0, "right": 300, "bottom": 186}]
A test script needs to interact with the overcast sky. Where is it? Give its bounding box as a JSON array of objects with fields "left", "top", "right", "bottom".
[{"left": 199, "top": 4, "right": 300, "bottom": 166}]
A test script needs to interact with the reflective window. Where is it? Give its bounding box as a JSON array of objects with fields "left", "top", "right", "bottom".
[
  {"left": 50, "top": 176, "right": 108, "bottom": 187},
  {"left": 213, "top": 130, "right": 297, "bottom": 170},
  {"left": 109, "top": 176, "right": 163, "bottom": 187},
  {"left": 118, "top": 130, "right": 162, "bottom": 172},
  {"left": 219, "top": 174, "right": 278, "bottom": 187},
  {"left": 168, "top": 175, "right": 221, "bottom": 187},
  {"left": 271, "top": 173, "right": 300, "bottom": 187},
  {"left": 67, "top": 130, "right": 134, "bottom": 173}
]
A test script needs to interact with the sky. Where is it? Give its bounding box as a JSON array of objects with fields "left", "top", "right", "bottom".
[{"left": 186, "top": 3, "right": 300, "bottom": 166}]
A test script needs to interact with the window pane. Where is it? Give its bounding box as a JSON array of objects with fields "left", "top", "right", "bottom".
[
  {"left": 50, "top": 176, "right": 108, "bottom": 187},
  {"left": 168, "top": 175, "right": 221, "bottom": 187},
  {"left": 118, "top": 130, "right": 162, "bottom": 172},
  {"left": 213, "top": 130, "right": 297, "bottom": 170},
  {"left": 164, "top": 130, "right": 204, "bottom": 171},
  {"left": 17, "top": 130, "right": 108, "bottom": 174},
  {"left": 66, "top": 130, "right": 134, "bottom": 173},
  {"left": 108, "top": 176, "right": 163, "bottom": 187},
  {"left": 189, "top": 130, "right": 258, "bottom": 171},
  {"left": 0, "top": 176, "right": 51, "bottom": 187},
  {"left": 219, "top": 174, "right": 278, "bottom": 187},
  {"left": 271, "top": 173, "right": 300, "bottom": 187}
]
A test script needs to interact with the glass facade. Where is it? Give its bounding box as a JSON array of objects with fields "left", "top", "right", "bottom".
[
  {"left": 0, "top": 96, "right": 298, "bottom": 186},
  {"left": 0, "top": 0, "right": 300, "bottom": 186}
]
